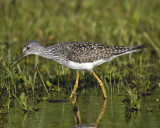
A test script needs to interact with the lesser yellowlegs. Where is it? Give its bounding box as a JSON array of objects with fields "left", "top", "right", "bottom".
[{"left": 10, "top": 40, "right": 145, "bottom": 99}]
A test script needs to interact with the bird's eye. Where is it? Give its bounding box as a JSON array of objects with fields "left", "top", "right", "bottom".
[{"left": 27, "top": 46, "right": 30, "bottom": 50}]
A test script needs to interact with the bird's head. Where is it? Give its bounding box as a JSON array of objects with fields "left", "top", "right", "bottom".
[
  {"left": 10, "top": 40, "right": 43, "bottom": 69},
  {"left": 22, "top": 40, "right": 43, "bottom": 56}
]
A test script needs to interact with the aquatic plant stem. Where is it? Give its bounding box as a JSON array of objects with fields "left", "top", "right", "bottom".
[{"left": 36, "top": 64, "right": 49, "bottom": 96}]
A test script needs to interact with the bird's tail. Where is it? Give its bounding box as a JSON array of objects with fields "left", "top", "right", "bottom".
[
  {"left": 113, "top": 45, "right": 146, "bottom": 56},
  {"left": 128, "top": 45, "right": 146, "bottom": 52}
]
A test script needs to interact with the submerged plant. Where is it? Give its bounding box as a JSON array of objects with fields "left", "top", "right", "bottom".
[
  {"left": 12, "top": 92, "right": 39, "bottom": 112},
  {"left": 124, "top": 87, "right": 141, "bottom": 111}
]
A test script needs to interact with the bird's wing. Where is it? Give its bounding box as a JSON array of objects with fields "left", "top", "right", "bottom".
[
  {"left": 64, "top": 42, "right": 112, "bottom": 63},
  {"left": 53, "top": 42, "right": 145, "bottom": 63}
]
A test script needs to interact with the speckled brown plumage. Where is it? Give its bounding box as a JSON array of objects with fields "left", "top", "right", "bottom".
[{"left": 46, "top": 41, "right": 145, "bottom": 63}]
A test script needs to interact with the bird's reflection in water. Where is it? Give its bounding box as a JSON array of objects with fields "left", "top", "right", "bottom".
[{"left": 72, "top": 99, "right": 107, "bottom": 128}]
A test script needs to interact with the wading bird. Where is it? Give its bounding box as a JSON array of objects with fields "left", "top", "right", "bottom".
[{"left": 10, "top": 40, "right": 145, "bottom": 99}]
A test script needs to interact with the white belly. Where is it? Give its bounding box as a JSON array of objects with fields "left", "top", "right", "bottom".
[{"left": 66, "top": 59, "right": 107, "bottom": 71}]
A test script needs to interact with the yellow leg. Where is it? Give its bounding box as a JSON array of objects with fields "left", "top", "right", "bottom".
[
  {"left": 69, "top": 72, "right": 79, "bottom": 99},
  {"left": 92, "top": 71, "right": 107, "bottom": 99}
]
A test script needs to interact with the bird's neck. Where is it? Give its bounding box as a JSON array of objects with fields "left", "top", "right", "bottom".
[
  {"left": 36, "top": 46, "right": 49, "bottom": 58},
  {"left": 38, "top": 46, "right": 58, "bottom": 60}
]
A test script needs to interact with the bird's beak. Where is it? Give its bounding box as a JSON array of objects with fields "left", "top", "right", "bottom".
[{"left": 10, "top": 53, "right": 25, "bottom": 70}]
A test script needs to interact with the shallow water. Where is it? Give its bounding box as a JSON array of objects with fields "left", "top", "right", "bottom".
[{"left": 1, "top": 88, "right": 160, "bottom": 128}]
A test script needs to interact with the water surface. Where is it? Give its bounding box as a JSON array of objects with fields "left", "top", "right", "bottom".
[{"left": 2, "top": 88, "right": 160, "bottom": 128}]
